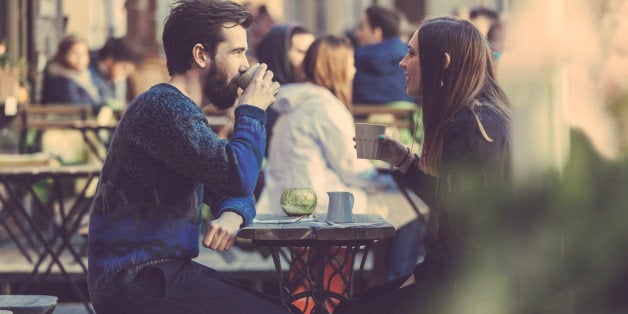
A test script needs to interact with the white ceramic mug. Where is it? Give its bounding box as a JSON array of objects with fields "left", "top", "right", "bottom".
[
  {"left": 326, "top": 191, "right": 354, "bottom": 223},
  {"left": 355, "top": 123, "right": 386, "bottom": 159}
]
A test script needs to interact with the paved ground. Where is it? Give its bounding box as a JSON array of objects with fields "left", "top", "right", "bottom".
[{"left": 2, "top": 235, "right": 373, "bottom": 313}]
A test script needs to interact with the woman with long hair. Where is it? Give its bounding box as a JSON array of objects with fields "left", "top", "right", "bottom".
[{"left": 343, "top": 16, "right": 511, "bottom": 313}]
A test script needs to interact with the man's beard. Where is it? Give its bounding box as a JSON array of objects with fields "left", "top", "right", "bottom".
[{"left": 204, "top": 64, "right": 239, "bottom": 110}]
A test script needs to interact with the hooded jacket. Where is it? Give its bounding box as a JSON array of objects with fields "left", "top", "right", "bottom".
[{"left": 256, "top": 23, "right": 308, "bottom": 157}]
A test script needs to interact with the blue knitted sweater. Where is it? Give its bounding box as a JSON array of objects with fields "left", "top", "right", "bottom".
[{"left": 87, "top": 83, "right": 266, "bottom": 305}]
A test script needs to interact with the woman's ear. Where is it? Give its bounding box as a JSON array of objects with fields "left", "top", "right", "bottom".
[
  {"left": 443, "top": 52, "right": 451, "bottom": 70},
  {"left": 193, "top": 43, "right": 209, "bottom": 68}
]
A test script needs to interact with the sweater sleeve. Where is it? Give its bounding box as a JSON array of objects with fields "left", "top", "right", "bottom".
[
  {"left": 204, "top": 190, "right": 256, "bottom": 226},
  {"left": 130, "top": 98, "right": 266, "bottom": 198},
  {"left": 400, "top": 158, "right": 439, "bottom": 209}
]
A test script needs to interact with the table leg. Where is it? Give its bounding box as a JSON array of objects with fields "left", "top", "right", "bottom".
[
  {"left": 269, "top": 243, "right": 367, "bottom": 314},
  {"left": 80, "top": 129, "right": 108, "bottom": 162},
  {"left": 0, "top": 192, "right": 38, "bottom": 263},
  {"left": 31, "top": 176, "right": 94, "bottom": 277},
  {"left": 0, "top": 175, "right": 95, "bottom": 313}
]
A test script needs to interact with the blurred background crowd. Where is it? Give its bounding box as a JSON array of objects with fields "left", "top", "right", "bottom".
[{"left": 1, "top": 0, "right": 627, "bottom": 312}]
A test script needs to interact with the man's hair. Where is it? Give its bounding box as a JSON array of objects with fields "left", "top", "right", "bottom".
[
  {"left": 97, "top": 37, "right": 144, "bottom": 64},
  {"left": 469, "top": 7, "right": 499, "bottom": 21},
  {"left": 163, "top": 0, "right": 252, "bottom": 76},
  {"left": 365, "top": 5, "right": 400, "bottom": 39}
]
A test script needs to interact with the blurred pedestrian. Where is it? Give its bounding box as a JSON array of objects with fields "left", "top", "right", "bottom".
[
  {"left": 41, "top": 35, "right": 101, "bottom": 106},
  {"left": 353, "top": 5, "right": 415, "bottom": 105},
  {"left": 89, "top": 36, "right": 144, "bottom": 109},
  {"left": 255, "top": 23, "right": 315, "bottom": 157}
]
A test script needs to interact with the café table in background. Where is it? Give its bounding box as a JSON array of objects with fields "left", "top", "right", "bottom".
[
  {"left": 0, "top": 158, "right": 101, "bottom": 313},
  {"left": 238, "top": 214, "right": 395, "bottom": 314},
  {"left": 18, "top": 105, "right": 118, "bottom": 162}
]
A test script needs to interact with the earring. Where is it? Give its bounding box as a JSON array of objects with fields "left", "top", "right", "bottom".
[{"left": 440, "top": 79, "right": 444, "bottom": 87}]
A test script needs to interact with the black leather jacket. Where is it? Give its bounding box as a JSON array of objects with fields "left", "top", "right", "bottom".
[{"left": 400, "top": 102, "right": 511, "bottom": 282}]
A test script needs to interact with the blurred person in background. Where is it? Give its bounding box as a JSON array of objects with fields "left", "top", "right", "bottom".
[
  {"left": 39, "top": 35, "right": 99, "bottom": 163},
  {"left": 255, "top": 23, "right": 315, "bottom": 157},
  {"left": 470, "top": 6, "right": 503, "bottom": 63},
  {"left": 247, "top": 4, "right": 276, "bottom": 57},
  {"left": 343, "top": 16, "right": 511, "bottom": 313},
  {"left": 353, "top": 5, "right": 415, "bottom": 105},
  {"left": 89, "top": 36, "right": 144, "bottom": 109},
  {"left": 487, "top": 20, "right": 507, "bottom": 62},
  {"left": 603, "top": 0, "right": 628, "bottom": 152},
  {"left": 468, "top": 6, "right": 500, "bottom": 37},
  {"left": 41, "top": 35, "right": 101, "bottom": 107}
]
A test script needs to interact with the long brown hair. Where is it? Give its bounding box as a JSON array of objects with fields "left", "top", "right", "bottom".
[
  {"left": 302, "top": 35, "right": 354, "bottom": 110},
  {"left": 417, "top": 16, "right": 511, "bottom": 176}
]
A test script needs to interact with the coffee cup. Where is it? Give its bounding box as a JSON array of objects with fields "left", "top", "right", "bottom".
[
  {"left": 235, "top": 63, "right": 280, "bottom": 95},
  {"left": 355, "top": 123, "right": 386, "bottom": 159},
  {"left": 326, "top": 191, "right": 354, "bottom": 223}
]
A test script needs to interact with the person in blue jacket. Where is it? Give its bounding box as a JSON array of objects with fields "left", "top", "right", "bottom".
[
  {"left": 352, "top": 5, "right": 415, "bottom": 105},
  {"left": 88, "top": 36, "right": 143, "bottom": 109},
  {"left": 87, "top": 1, "right": 289, "bottom": 313}
]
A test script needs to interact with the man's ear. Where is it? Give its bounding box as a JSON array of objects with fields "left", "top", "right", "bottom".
[
  {"left": 443, "top": 52, "right": 451, "bottom": 70},
  {"left": 193, "top": 43, "right": 210, "bottom": 68}
]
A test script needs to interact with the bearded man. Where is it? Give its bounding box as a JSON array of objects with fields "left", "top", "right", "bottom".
[{"left": 86, "top": 1, "right": 288, "bottom": 313}]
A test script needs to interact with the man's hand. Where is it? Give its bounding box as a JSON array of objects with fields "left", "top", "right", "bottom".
[
  {"left": 237, "top": 63, "right": 278, "bottom": 111},
  {"left": 202, "top": 211, "right": 243, "bottom": 251}
]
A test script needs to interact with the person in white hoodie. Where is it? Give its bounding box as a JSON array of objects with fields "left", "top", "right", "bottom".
[{"left": 257, "top": 35, "right": 426, "bottom": 281}]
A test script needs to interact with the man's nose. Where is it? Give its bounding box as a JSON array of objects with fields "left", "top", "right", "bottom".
[{"left": 238, "top": 62, "right": 251, "bottom": 74}]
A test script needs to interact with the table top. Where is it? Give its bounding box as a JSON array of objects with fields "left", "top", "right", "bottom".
[{"left": 238, "top": 214, "right": 395, "bottom": 243}]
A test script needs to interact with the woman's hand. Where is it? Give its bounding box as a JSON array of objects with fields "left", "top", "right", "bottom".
[
  {"left": 352, "top": 134, "right": 409, "bottom": 166},
  {"left": 376, "top": 135, "right": 408, "bottom": 165}
]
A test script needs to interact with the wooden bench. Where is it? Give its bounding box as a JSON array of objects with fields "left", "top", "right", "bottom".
[
  {"left": 17, "top": 104, "right": 92, "bottom": 154},
  {"left": 0, "top": 295, "right": 57, "bottom": 314}
]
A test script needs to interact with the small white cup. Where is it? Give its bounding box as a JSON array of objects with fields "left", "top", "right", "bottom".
[
  {"left": 355, "top": 123, "right": 386, "bottom": 159},
  {"left": 326, "top": 191, "right": 354, "bottom": 223}
]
